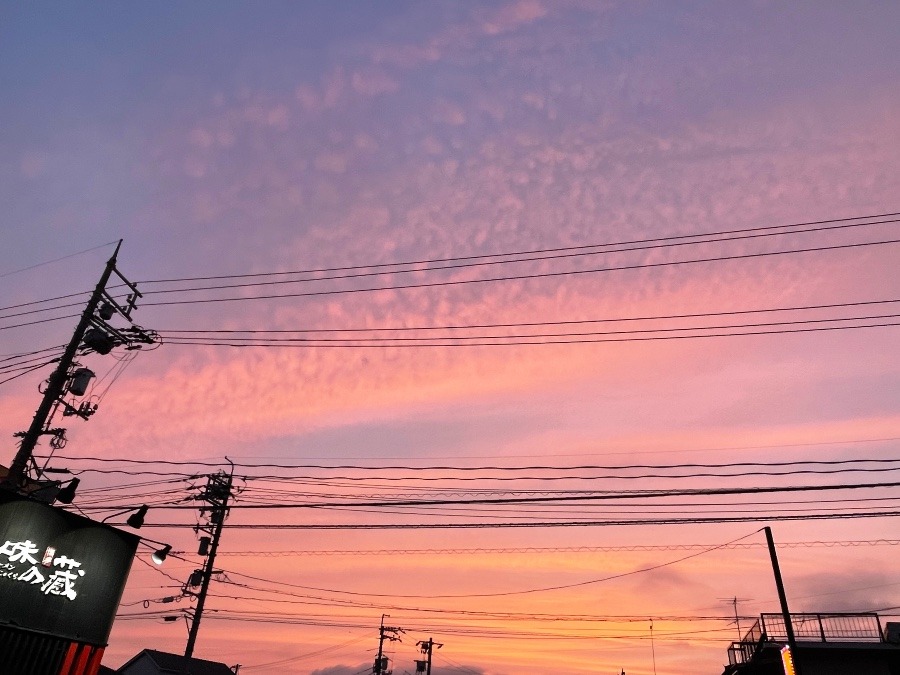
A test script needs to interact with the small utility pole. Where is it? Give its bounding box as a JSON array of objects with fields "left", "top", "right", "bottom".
[
  {"left": 764, "top": 526, "right": 803, "bottom": 675},
  {"left": 374, "top": 615, "right": 403, "bottom": 675},
  {"left": 185, "top": 467, "right": 235, "bottom": 660},
  {"left": 415, "top": 638, "right": 442, "bottom": 675}
]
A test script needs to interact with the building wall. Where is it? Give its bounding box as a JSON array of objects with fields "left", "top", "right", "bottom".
[{"left": 800, "top": 651, "right": 891, "bottom": 675}]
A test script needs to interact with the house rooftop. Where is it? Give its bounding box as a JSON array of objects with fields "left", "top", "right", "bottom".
[{"left": 117, "top": 648, "right": 235, "bottom": 675}]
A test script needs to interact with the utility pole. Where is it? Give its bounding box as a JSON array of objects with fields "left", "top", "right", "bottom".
[
  {"left": 415, "top": 638, "right": 442, "bottom": 674},
  {"left": 3, "top": 240, "right": 154, "bottom": 492},
  {"left": 764, "top": 526, "right": 803, "bottom": 675},
  {"left": 374, "top": 615, "right": 403, "bottom": 675},
  {"left": 185, "top": 467, "right": 235, "bottom": 660}
]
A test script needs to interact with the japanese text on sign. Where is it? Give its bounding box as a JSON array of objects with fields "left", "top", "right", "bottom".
[{"left": 0, "top": 539, "right": 86, "bottom": 600}]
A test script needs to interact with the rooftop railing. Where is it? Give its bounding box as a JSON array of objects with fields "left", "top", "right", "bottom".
[
  {"left": 726, "top": 613, "right": 885, "bottom": 665},
  {"left": 759, "top": 612, "right": 883, "bottom": 643}
]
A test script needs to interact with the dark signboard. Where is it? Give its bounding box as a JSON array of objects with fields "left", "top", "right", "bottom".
[{"left": 0, "top": 490, "right": 138, "bottom": 645}]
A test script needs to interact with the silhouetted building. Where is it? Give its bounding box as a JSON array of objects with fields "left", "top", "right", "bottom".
[
  {"left": 722, "top": 612, "right": 900, "bottom": 675},
  {"left": 116, "top": 649, "right": 235, "bottom": 675},
  {"left": 0, "top": 490, "right": 139, "bottom": 675}
]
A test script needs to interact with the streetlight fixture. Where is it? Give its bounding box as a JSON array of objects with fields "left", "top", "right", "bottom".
[
  {"left": 139, "top": 536, "right": 175, "bottom": 566},
  {"left": 152, "top": 544, "right": 172, "bottom": 565},
  {"left": 55, "top": 478, "right": 80, "bottom": 504},
  {"left": 126, "top": 505, "right": 149, "bottom": 528},
  {"left": 100, "top": 504, "right": 149, "bottom": 528}
]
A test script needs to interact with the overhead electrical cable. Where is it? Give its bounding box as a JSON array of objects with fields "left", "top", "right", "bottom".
[
  {"left": 202, "top": 589, "right": 745, "bottom": 622},
  {"left": 158, "top": 309, "right": 900, "bottom": 345},
  {"left": 0, "top": 313, "right": 82, "bottom": 332},
  {"left": 0, "top": 291, "right": 90, "bottom": 314},
  {"left": 138, "top": 211, "right": 900, "bottom": 285},
  {"left": 240, "top": 634, "right": 372, "bottom": 671},
  {"left": 0, "top": 344, "right": 65, "bottom": 362},
  {"left": 44, "top": 455, "right": 899, "bottom": 472},
  {"left": 140, "top": 237, "right": 900, "bottom": 307},
  {"left": 136, "top": 510, "right": 900, "bottom": 530},
  {"left": 0, "top": 360, "right": 60, "bottom": 386},
  {"left": 9, "top": 212, "right": 892, "bottom": 314},
  {"left": 4, "top": 212, "right": 894, "bottom": 319},
  {"left": 236, "top": 465, "right": 900, "bottom": 482},
  {"left": 201, "top": 530, "right": 762, "bottom": 599},
  {"left": 137, "top": 218, "right": 899, "bottom": 295},
  {"left": 0, "top": 353, "right": 62, "bottom": 374},
  {"left": 0, "top": 241, "right": 118, "bottom": 280},
  {"left": 161, "top": 320, "right": 900, "bottom": 347},
  {"left": 155, "top": 298, "right": 900, "bottom": 335},
  {"left": 214, "top": 538, "right": 900, "bottom": 557},
  {"left": 75, "top": 479, "right": 900, "bottom": 511}
]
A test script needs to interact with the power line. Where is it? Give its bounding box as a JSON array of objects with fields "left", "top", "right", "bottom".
[
  {"left": 138, "top": 510, "right": 900, "bottom": 530},
  {"left": 0, "top": 353, "right": 61, "bottom": 375},
  {"left": 138, "top": 211, "right": 900, "bottom": 285},
  {"left": 202, "top": 590, "right": 745, "bottom": 622},
  {"left": 4, "top": 213, "right": 895, "bottom": 325},
  {"left": 213, "top": 538, "right": 900, "bottom": 557},
  {"left": 156, "top": 298, "right": 900, "bottom": 335},
  {"left": 160, "top": 320, "right": 900, "bottom": 348},
  {"left": 0, "top": 291, "right": 90, "bottom": 314},
  {"left": 0, "top": 312, "right": 81, "bottom": 332},
  {"left": 198, "top": 531, "right": 762, "bottom": 600},
  {"left": 0, "top": 241, "right": 118, "bottom": 279},
  {"left": 7, "top": 212, "right": 894, "bottom": 317},
  {"left": 158, "top": 310, "right": 900, "bottom": 344},
  {"left": 0, "top": 360, "right": 59, "bottom": 386},
  {"left": 140, "top": 237, "right": 900, "bottom": 307},
  {"left": 42, "top": 455, "right": 900, "bottom": 471},
  {"left": 81, "top": 480, "right": 900, "bottom": 510},
  {"left": 240, "top": 634, "right": 372, "bottom": 671},
  {"left": 138, "top": 218, "right": 898, "bottom": 295},
  {"left": 0, "top": 344, "right": 65, "bottom": 362},
  {"left": 0, "top": 289, "right": 132, "bottom": 322}
]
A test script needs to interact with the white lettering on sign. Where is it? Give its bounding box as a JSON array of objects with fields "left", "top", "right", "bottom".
[
  {"left": 0, "top": 539, "right": 85, "bottom": 600},
  {"left": 0, "top": 539, "right": 40, "bottom": 565}
]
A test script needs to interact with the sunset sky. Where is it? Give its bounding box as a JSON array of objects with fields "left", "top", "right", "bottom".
[{"left": 1, "top": 2, "right": 899, "bottom": 674}]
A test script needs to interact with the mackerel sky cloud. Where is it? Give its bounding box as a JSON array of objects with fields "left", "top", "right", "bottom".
[{"left": 1, "top": 1, "right": 899, "bottom": 673}]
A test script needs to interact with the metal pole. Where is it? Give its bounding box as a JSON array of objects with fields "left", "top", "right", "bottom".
[
  {"left": 4, "top": 241, "right": 122, "bottom": 490},
  {"left": 185, "top": 469, "right": 233, "bottom": 660},
  {"left": 764, "top": 526, "right": 803, "bottom": 675}
]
